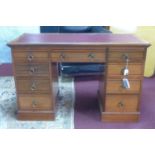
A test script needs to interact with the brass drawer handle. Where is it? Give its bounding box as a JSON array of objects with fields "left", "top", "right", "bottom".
[
  {"left": 29, "top": 66, "right": 37, "bottom": 74},
  {"left": 118, "top": 101, "right": 125, "bottom": 108},
  {"left": 31, "top": 81, "right": 37, "bottom": 91},
  {"left": 60, "top": 53, "right": 66, "bottom": 61},
  {"left": 32, "top": 99, "right": 37, "bottom": 108},
  {"left": 88, "top": 53, "right": 95, "bottom": 61},
  {"left": 27, "top": 54, "right": 34, "bottom": 61},
  {"left": 122, "top": 54, "right": 129, "bottom": 61}
]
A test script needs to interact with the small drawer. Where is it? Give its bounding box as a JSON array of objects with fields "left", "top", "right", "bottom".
[
  {"left": 18, "top": 94, "right": 53, "bottom": 111},
  {"left": 107, "top": 63, "right": 144, "bottom": 76},
  {"left": 51, "top": 50, "right": 105, "bottom": 62},
  {"left": 108, "top": 47, "right": 145, "bottom": 62},
  {"left": 13, "top": 51, "right": 49, "bottom": 62},
  {"left": 14, "top": 63, "right": 49, "bottom": 77},
  {"left": 106, "top": 79, "right": 141, "bottom": 94},
  {"left": 105, "top": 95, "right": 139, "bottom": 112},
  {"left": 16, "top": 78, "right": 51, "bottom": 93}
]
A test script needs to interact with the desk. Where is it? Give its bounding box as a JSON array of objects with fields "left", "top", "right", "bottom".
[{"left": 8, "top": 33, "right": 150, "bottom": 122}]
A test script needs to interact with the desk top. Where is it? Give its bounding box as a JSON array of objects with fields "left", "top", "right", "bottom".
[{"left": 8, "top": 33, "right": 150, "bottom": 47}]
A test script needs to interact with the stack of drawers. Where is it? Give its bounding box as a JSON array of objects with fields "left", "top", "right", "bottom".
[
  {"left": 102, "top": 47, "right": 146, "bottom": 121},
  {"left": 13, "top": 49, "right": 54, "bottom": 120}
]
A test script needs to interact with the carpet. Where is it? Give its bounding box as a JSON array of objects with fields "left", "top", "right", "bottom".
[
  {"left": 74, "top": 76, "right": 155, "bottom": 129},
  {"left": 0, "top": 76, "right": 75, "bottom": 129}
]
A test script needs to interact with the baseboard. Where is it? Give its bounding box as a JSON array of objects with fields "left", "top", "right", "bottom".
[{"left": 0, "top": 63, "right": 13, "bottom": 76}]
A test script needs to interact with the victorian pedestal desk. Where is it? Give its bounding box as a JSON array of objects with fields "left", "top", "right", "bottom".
[{"left": 8, "top": 33, "right": 150, "bottom": 122}]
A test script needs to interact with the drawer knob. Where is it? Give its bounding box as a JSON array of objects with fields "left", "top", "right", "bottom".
[
  {"left": 29, "top": 66, "right": 37, "bottom": 74},
  {"left": 31, "top": 81, "right": 37, "bottom": 91},
  {"left": 60, "top": 53, "right": 66, "bottom": 61},
  {"left": 122, "top": 54, "right": 129, "bottom": 61},
  {"left": 88, "top": 53, "right": 95, "bottom": 60},
  {"left": 32, "top": 99, "right": 37, "bottom": 108},
  {"left": 118, "top": 101, "right": 124, "bottom": 108},
  {"left": 27, "top": 54, "right": 34, "bottom": 61}
]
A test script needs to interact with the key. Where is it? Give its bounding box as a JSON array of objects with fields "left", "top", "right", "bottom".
[
  {"left": 122, "top": 78, "right": 130, "bottom": 89},
  {"left": 123, "top": 67, "right": 129, "bottom": 76},
  {"left": 122, "top": 67, "right": 129, "bottom": 76}
]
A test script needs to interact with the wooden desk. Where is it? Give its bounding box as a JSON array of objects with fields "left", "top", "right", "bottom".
[{"left": 8, "top": 33, "right": 150, "bottom": 122}]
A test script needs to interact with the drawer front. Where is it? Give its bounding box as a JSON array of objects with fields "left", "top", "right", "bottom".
[
  {"left": 107, "top": 63, "right": 144, "bottom": 76},
  {"left": 13, "top": 51, "right": 49, "bottom": 62},
  {"left": 105, "top": 95, "right": 139, "bottom": 112},
  {"left": 18, "top": 95, "right": 53, "bottom": 111},
  {"left": 16, "top": 78, "right": 51, "bottom": 93},
  {"left": 51, "top": 50, "right": 105, "bottom": 62},
  {"left": 108, "top": 47, "right": 145, "bottom": 62},
  {"left": 14, "top": 63, "right": 49, "bottom": 77},
  {"left": 106, "top": 79, "right": 141, "bottom": 94}
]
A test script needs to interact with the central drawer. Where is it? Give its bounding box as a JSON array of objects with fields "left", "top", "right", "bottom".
[
  {"left": 16, "top": 78, "right": 51, "bottom": 93},
  {"left": 18, "top": 94, "right": 53, "bottom": 111},
  {"left": 51, "top": 49, "right": 106, "bottom": 62},
  {"left": 105, "top": 95, "right": 139, "bottom": 112}
]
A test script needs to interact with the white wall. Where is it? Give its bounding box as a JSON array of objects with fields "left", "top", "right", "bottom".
[
  {"left": 111, "top": 26, "right": 137, "bottom": 33},
  {"left": 0, "top": 26, "right": 39, "bottom": 64}
]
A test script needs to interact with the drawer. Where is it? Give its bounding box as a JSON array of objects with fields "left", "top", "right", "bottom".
[
  {"left": 105, "top": 95, "right": 139, "bottom": 112},
  {"left": 16, "top": 78, "right": 51, "bottom": 93},
  {"left": 14, "top": 63, "right": 49, "bottom": 77},
  {"left": 108, "top": 47, "right": 145, "bottom": 62},
  {"left": 51, "top": 50, "right": 105, "bottom": 62},
  {"left": 13, "top": 51, "right": 49, "bottom": 62},
  {"left": 107, "top": 63, "right": 144, "bottom": 76},
  {"left": 18, "top": 94, "right": 53, "bottom": 111},
  {"left": 106, "top": 79, "right": 141, "bottom": 94}
]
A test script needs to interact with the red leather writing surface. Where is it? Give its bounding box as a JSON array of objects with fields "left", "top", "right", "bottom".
[{"left": 8, "top": 33, "right": 149, "bottom": 46}]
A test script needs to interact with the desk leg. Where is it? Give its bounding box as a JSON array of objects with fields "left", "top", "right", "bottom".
[{"left": 98, "top": 74, "right": 106, "bottom": 119}]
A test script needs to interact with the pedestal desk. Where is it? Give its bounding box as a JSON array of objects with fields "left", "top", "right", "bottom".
[{"left": 8, "top": 33, "right": 150, "bottom": 122}]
